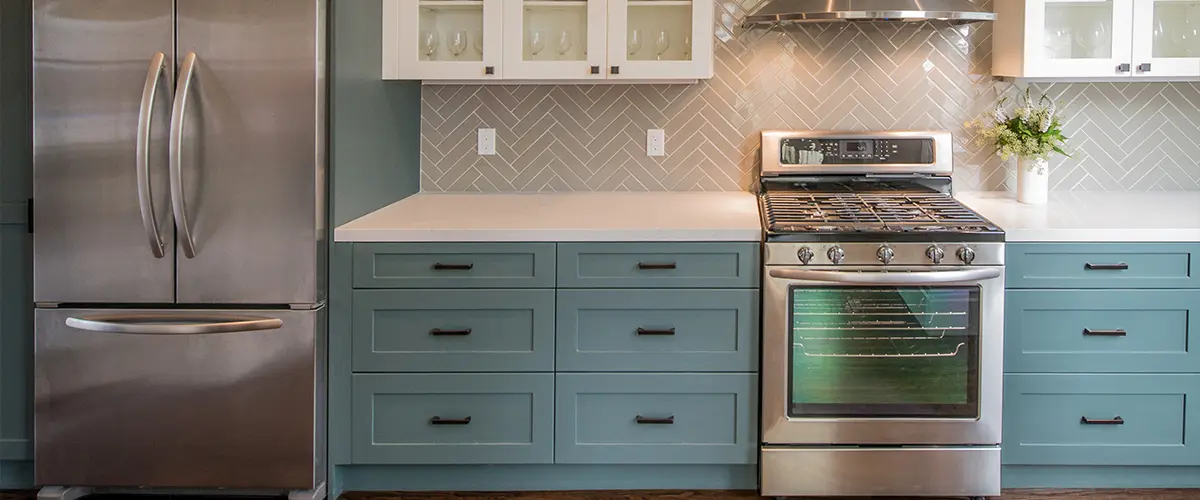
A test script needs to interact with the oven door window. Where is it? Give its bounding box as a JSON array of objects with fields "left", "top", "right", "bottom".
[{"left": 788, "top": 285, "right": 980, "bottom": 419}]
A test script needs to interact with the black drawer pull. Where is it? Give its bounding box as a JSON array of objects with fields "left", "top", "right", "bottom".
[
  {"left": 637, "top": 262, "right": 677, "bottom": 270},
  {"left": 432, "top": 263, "right": 474, "bottom": 271},
  {"left": 635, "top": 415, "right": 675, "bottom": 425},
  {"left": 1083, "top": 328, "right": 1127, "bottom": 337},
  {"left": 636, "top": 327, "right": 676, "bottom": 336},
  {"left": 430, "top": 416, "right": 472, "bottom": 425},
  {"left": 1080, "top": 416, "right": 1124, "bottom": 425},
  {"left": 1085, "top": 262, "right": 1129, "bottom": 271},
  {"left": 430, "top": 328, "right": 472, "bottom": 336}
]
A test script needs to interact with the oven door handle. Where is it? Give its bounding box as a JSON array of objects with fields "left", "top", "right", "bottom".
[{"left": 769, "top": 268, "right": 1002, "bottom": 285}]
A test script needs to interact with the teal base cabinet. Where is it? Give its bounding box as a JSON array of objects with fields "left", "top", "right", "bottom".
[
  {"left": 331, "top": 241, "right": 760, "bottom": 496},
  {"left": 1002, "top": 243, "right": 1200, "bottom": 488}
]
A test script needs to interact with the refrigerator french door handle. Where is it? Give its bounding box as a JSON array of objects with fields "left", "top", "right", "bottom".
[
  {"left": 65, "top": 314, "right": 283, "bottom": 335},
  {"left": 136, "top": 52, "right": 168, "bottom": 259},
  {"left": 169, "top": 52, "right": 199, "bottom": 259}
]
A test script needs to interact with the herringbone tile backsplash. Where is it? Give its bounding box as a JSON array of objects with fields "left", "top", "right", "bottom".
[{"left": 420, "top": 0, "right": 1200, "bottom": 192}]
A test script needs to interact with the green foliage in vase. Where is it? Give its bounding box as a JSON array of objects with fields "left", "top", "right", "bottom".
[{"left": 967, "top": 88, "right": 1071, "bottom": 164}]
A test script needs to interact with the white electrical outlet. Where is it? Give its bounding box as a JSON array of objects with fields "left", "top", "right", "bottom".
[
  {"left": 478, "top": 128, "right": 496, "bottom": 155},
  {"left": 647, "top": 129, "right": 665, "bottom": 156}
]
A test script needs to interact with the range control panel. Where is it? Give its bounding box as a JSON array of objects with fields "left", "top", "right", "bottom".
[{"left": 778, "top": 137, "right": 935, "bottom": 165}]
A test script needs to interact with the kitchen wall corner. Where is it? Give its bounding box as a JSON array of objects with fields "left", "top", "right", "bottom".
[{"left": 420, "top": 0, "right": 1200, "bottom": 193}]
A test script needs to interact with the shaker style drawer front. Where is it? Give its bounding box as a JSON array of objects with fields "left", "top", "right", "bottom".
[
  {"left": 1003, "top": 374, "right": 1200, "bottom": 466},
  {"left": 557, "top": 243, "right": 759, "bottom": 288},
  {"left": 351, "top": 373, "right": 554, "bottom": 465},
  {"left": 1006, "top": 243, "right": 1200, "bottom": 289},
  {"left": 1005, "top": 290, "right": 1200, "bottom": 373},
  {"left": 556, "top": 289, "right": 758, "bottom": 372},
  {"left": 555, "top": 373, "right": 758, "bottom": 464},
  {"left": 353, "top": 243, "right": 556, "bottom": 288},
  {"left": 352, "top": 289, "right": 555, "bottom": 372}
]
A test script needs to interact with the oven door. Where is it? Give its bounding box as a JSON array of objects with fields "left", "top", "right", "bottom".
[{"left": 761, "top": 266, "right": 1003, "bottom": 446}]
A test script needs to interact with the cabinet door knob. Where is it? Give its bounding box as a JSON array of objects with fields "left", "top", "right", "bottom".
[
  {"left": 611, "top": 66, "right": 620, "bottom": 75},
  {"left": 1117, "top": 63, "right": 1131, "bottom": 73},
  {"left": 590, "top": 65, "right": 600, "bottom": 75},
  {"left": 1138, "top": 63, "right": 1152, "bottom": 73},
  {"left": 485, "top": 66, "right": 495, "bottom": 75}
]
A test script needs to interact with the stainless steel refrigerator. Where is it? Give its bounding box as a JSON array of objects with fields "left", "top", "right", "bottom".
[{"left": 32, "top": 1, "right": 326, "bottom": 497}]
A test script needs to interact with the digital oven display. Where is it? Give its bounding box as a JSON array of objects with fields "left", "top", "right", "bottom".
[{"left": 778, "top": 137, "right": 936, "bottom": 165}]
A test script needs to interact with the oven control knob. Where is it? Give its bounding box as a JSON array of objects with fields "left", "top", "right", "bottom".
[
  {"left": 827, "top": 246, "right": 846, "bottom": 265},
  {"left": 876, "top": 245, "right": 895, "bottom": 265},
  {"left": 956, "top": 246, "right": 976, "bottom": 265},
  {"left": 797, "top": 246, "right": 815, "bottom": 265},
  {"left": 926, "top": 245, "right": 946, "bottom": 265}
]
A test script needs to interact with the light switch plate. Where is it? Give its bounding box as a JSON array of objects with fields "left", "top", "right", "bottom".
[
  {"left": 647, "top": 129, "right": 665, "bottom": 156},
  {"left": 478, "top": 128, "right": 496, "bottom": 155}
]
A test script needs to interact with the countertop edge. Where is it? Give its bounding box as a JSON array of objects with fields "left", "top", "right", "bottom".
[{"left": 333, "top": 227, "right": 765, "bottom": 243}]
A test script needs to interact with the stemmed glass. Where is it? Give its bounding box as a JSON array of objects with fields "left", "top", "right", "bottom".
[
  {"left": 556, "top": 30, "right": 573, "bottom": 60},
  {"left": 529, "top": 30, "right": 546, "bottom": 60},
  {"left": 683, "top": 34, "right": 692, "bottom": 59},
  {"left": 420, "top": 30, "right": 439, "bottom": 61},
  {"left": 628, "top": 29, "right": 643, "bottom": 58},
  {"left": 655, "top": 30, "right": 671, "bottom": 60},
  {"left": 449, "top": 30, "right": 468, "bottom": 61}
]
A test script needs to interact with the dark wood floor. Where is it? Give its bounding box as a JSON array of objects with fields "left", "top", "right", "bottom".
[{"left": 342, "top": 490, "right": 1200, "bottom": 500}]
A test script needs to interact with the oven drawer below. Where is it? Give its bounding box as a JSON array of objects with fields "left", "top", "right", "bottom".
[
  {"left": 1003, "top": 374, "right": 1200, "bottom": 466},
  {"left": 1005, "top": 290, "right": 1200, "bottom": 373},
  {"left": 760, "top": 446, "right": 1000, "bottom": 497}
]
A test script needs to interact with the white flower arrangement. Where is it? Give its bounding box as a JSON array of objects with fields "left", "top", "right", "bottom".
[{"left": 967, "top": 89, "right": 1071, "bottom": 174}]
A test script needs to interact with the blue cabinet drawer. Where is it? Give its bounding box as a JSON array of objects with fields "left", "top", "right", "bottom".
[
  {"left": 352, "top": 289, "right": 555, "bottom": 372},
  {"left": 1006, "top": 243, "right": 1200, "bottom": 289},
  {"left": 1003, "top": 374, "right": 1200, "bottom": 466},
  {"left": 351, "top": 373, "right": 554, "bottom": 464},
  {"left": 1005, "top": 290, "right": 1200, "bottom": 373},
  {"left": 555, "top": 373, "right": 757, "bottom": 464},
  {"left": 556, "top": 289, "right": 758, "bottom": 372},
  {"left": 353, "top": 243, "right": 556, "bottom": 288},
  {"left": 557, "top": 243, "right": 759, "bottom": 289}
]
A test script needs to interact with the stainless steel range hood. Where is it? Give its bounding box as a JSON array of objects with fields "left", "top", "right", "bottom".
[{"left": 745, "top": 0, "right": 997, "bottom": 25}]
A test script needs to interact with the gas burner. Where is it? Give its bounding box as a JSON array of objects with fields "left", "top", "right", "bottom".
[{"left": 760, "top": 189, "right": 1003, "bottom": 241}]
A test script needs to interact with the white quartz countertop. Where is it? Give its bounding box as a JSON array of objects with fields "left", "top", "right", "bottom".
[
  {"left": 956, "top": 191, "right": 1200, "bottom": 243},
  {"left": 334, "top": 192, "right": 763, "bottom": 242}
]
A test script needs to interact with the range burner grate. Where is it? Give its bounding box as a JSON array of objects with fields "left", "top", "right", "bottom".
[{"left": 761, "top": 191, "right": 999, "bottom": 234}]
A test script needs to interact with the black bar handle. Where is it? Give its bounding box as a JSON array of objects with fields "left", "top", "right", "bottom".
[
  {"left": 1083, "top": 328, "right": 1127, "bottom": 337},
  {"left": 637, "top": 262, "right": 677, "bottom": 270},
  {"left": 430, "top": 416, "right": 472, "bottom": 425},
  {"left": 1085, "top": 262, "right": 1129, "bottom": 271},
  {"left": 636, "top": 327, "right": 676, "bottom": 336},
  {"left": 431, "top": 328, "right": 472, "bottom": 336},
  {"left": 433, "top": 263, "right": 474, "bottom": 271},
  {"left": 1080, "top": 416, "right": 1124, "bottom": 425},
  {"left": 635, "top": 415, "right": 675, "bottom": 425}
]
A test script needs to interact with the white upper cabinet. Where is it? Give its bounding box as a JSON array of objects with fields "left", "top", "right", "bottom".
[
  {"left": 605, "top": 0, "right": 714, "bottom": 80},
  {"left": 993, "top": 0, "right": 1200, "bottom": 80},
  {"left": 383, "top": 0, "right": 505, "bottom": 80},
  {"left": 1131, "top": 0, "right": 1200, "bottom": 78},
  {"left": 503, "top": 0, "right": 608, "bottom": 80},
  {"left": 383, "top": 0, "right": 715, "bottom": 82}
]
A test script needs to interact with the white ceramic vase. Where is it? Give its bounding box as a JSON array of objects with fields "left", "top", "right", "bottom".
[{"left": 1017, "top": 156, "right": 1049, "bottom": 205}]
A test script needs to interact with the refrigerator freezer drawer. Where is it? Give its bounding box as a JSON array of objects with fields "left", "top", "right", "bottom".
[{"left": 34, "top": 307, "right": 324, "bottom": 490}]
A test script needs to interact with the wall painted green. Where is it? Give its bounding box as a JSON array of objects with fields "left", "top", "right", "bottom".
[
  {"left": 330, "top": 0, "right": 421, "bottom": 227},
  {"left": 0, "top": 0, "right": 33, "bottom": 488}
]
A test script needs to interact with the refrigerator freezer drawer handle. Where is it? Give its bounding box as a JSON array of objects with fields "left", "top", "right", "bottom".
[
  {"left": 169, "top": 52, "right": 199, "bottom": 259},
  {"left": 65, "top": 314, "right": 283, "bottom": 335},
  {"left": 137, "top": 52, "right": 168, "bottom": 259}
]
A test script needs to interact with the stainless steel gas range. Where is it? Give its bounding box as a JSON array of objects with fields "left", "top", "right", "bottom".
[{"left": 757, "top": 131, "right": 1005, "bottom": 499}]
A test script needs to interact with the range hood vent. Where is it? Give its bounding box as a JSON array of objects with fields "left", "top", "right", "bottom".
[{"left": 745, "top": 0, "right": 997, "bottom": 25}]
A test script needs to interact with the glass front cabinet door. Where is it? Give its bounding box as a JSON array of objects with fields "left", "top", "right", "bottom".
[
  {"left": 383, "top": 0, "right": 504, "bottom": 80},
  {"left": 606, "top": 0, "right": 714, "bottom": 80},
  {"left": 503, "top": 0, "right": 607, "bottom": 80},
  {"left": 1131, "top": 0, "right": 1200, "bottom": 77},
  {"left": 1029, "top": 0, "right": 1133, "bottom": 78}
]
